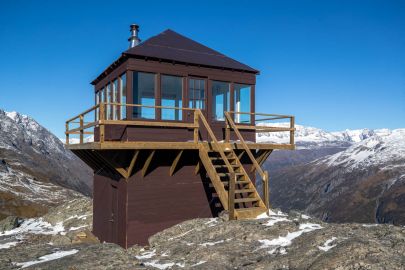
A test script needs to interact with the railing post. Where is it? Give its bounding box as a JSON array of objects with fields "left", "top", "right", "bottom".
[
  {"left": 228, "top": 172, "right": 236, "bottom": 220},
  {"left": 264, "top": 171, "right": 270, "bottom": 212},
  {"left": 194, "top": 110, "right": 199, "bottom": 144},
  {"left": 290, "top": 116, "right": 295, "bottom": 145},
  {"left": 79, "top": 115, "right": 84, "bottom": 144},
  {"left": 225, "top": 118, "right": 230, "bottom": 143},
  {"left": 99, "top": 102, "right": 105, "bottom": 143},
  {"left": 65, "top": 122, "right": 69, "bottom": 145}
]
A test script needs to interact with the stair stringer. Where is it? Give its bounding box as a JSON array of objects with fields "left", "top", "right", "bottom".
[
  {"left": 228, "top": 149, "right": 267, "bottom": 212},
  {"left": 198, "top": 146, "right": 229, "bottom": 211}
]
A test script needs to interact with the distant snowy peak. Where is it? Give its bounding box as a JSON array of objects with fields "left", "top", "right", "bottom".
[
  {"left": 320, "top": 129, "right": 405, "bottom": 170},
  {"left": 256, "top": 123, "right": 392, "bottom": 148}
]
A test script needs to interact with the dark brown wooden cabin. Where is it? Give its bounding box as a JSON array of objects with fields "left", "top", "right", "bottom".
[{"left": 66, "top": 25, "right": 295, "bottom": 248}]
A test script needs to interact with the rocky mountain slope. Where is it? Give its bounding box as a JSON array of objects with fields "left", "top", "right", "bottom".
[
  {"left": 1, "top": 198, "right": 404, "bottom": 270},
  {"left": 0, "top": 110, "right": 92, "bottom": 219},
  {"left": 259, "top": 125, "right": 405, "bottom": 225}
]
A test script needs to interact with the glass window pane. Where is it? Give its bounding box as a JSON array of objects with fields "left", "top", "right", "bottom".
[
  {"left": 188, "top": 78, "right": 205, "bottom": 110},
  {"left": 211, "top": 81, "right": 230, "bottom": 121},
  {"left": 112, "top": 79, "right": 118, "bottom": 120},
  {"left": 106, "top": 83, "right": 111, "bottom": 120},
  {"left": 133, "top": 72, "right": 156, "bottom": 119},
  {"left": 161, "top": 75, "right": 183, "bottom": 120},
  {"left": 120, "top": 73, "right": 126, "bottom": 120},
  {"left": 234, "top": 84, "right": 251, "bottom": 123}
]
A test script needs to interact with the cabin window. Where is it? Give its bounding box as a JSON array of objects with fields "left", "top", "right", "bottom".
[
  {"left": 133, "top": 72, "right": 156, "bottom": 119},
  {"left": 112, "top": 79, "right": 118, "bottom": 120},
  {"left": 234, "top": 84, "right": 251, "bottom": 124},
  {"left": 211, "top": 81, "right": 230, "bottom": 121},
  {"left": 119, "top": 73, "right": 126, "bottom": 120},
  {"left": 161, "top": 75, "right": 183, "bottom": 121},
  {"left": 189, "top": 78, "right": 205, "bottom": 109},
  {"left": 106, "top": 83, "right": 112, "bottom": 120}
]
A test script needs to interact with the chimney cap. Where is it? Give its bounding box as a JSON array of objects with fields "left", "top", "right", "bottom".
[{"left": 128, "top": 24, "right": 141, "bottom": 48}]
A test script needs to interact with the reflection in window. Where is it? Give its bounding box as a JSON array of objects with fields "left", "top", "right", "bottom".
[
  {"left": 112, "top": 79, "right": 118, "bottom": 120},
  {"left": 234, "top": 84, "right": 251, "bottom": 123},
  {"left": 95, "top": 91, "right": 101, "bottom": 121},
  {"left": 133, "top": 72, "right": 156, "bottom": 119},
  {"left": 211, "top": 81, "right": 230, "bottom": 121},
  {"left": 189, "top": 78, "right": 205, "bottom": 109},
  {"left": 161, "top": 75, "right": 183, "bottom": 120},
  {"left": 106, "top": 83, "right": 111, "bottom": 120},
  {"left": 119, "top": 73, "right": 126, "bottom": 120}
]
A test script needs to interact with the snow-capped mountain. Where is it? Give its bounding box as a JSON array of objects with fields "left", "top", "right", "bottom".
[
  {"left": 263, "top": 124, "right": 405, "bottom": 225},
  {"left": 0, "top": 109, "right": 92, "bottom": 219},
  {"left": 256, "top": 123, "right": 383, "bottom": 148}
]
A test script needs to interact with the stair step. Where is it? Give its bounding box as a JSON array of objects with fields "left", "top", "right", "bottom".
[
  {"left": 234, "top": 197, "right": 260, "bottom": 203},
  {"left": 235, "top": 207, "right": 267, "bottom": 219},
  {"left": 213, "top": 164, "right": 240, "bottom": 168},
  {"left": 218, "top": 173, "right": 244, "bottom": 177},
  {"left": 234, "top": 188, "right": 256, "bottom": 194},
  {"left": 209, "top": 180, "right": 250, "bottom": 188},
  {"left": 209, "top": 157, "right": 236, "bottom": 162}
]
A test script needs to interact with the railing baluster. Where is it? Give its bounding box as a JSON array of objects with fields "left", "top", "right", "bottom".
[
  {"left": 99, "top": 102, "right": 105, "bottom": 143},
  {"left": 65, "top": 122, "right": 69, "bottom": 145},
  {"left": 80, "top": 115, "right": 84, "bottom": 144},
  {"left": 290, "top": 116, "right": 295, "bottom": 145},
  {"left": 194, "top": 110, "right": 199, "bottom": 143}
]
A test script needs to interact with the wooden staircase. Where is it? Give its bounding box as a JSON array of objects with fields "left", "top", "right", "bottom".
[
  {"left": 199, "top": 146, "right": 267, "bottom": 219},
  {"left": 195, "top": 110, "right": 268, "bottom": 220}
]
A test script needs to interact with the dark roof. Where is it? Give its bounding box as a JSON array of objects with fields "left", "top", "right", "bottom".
[
  {"left": 124, "top": 29, "right": 259, "bottom": 73},
  {"left": 92, "top": 29, "right": 259, "bottom": 85}
]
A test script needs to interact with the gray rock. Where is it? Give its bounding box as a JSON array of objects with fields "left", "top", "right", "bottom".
[{"left": 0, "top": 216, "right": 21, "bottom": 232}]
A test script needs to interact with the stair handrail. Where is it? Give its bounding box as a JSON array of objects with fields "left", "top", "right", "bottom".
[
  {"left": 224, "top": 112, "right": 270, "bottom": 209},
  {"left": 195, "top": 110, "right": 235, "bottom": 175}
]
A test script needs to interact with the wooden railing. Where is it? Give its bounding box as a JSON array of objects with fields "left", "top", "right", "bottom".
[
  {"left": 224, "top": 112, "right": 270, "bottom": 210},
  {"left": 65, "top": 102, "right": 198, "bottom": 145},
  {"left": 225, "top": 111, "right": 295, "bottom": 145},
  {"left": 66, "top": 103, "right": 295, "bottom": 147}
]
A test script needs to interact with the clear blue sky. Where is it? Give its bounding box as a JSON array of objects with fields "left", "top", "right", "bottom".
[{"left": 1, "top": 0, "right": 404, "bottom": 138}]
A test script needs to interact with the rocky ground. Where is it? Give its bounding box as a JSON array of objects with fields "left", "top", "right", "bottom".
[{"left": 1, "top": 197, "right": 405, "bottom": 269}]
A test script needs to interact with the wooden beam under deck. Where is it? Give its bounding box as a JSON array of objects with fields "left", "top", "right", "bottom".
[{"left": 67, "top": 141, "right": 295, "bottom": 151}]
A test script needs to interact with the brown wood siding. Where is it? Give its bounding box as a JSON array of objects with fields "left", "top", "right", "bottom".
[
  {"left": 125, "top": 150, "right": 218, "bottom": 246},
  {"left": 93, "top": 174, "right": 127, "bottom": 248},
  {"left": 93, "top": 125, "right": 255, "bottom": 143}
]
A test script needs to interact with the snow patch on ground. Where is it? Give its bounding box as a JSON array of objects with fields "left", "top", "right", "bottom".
[
  {"left": 0, "top": 218, "right": 65, "bottom": 236},
  {"left": 0, "top": 241, "right": 19, "bottom": 249},
  {"left": 258, "top": 223, "right": 323, "bottom": 254},
  {"left": 14, "top": 249, "right": 78, "bottom": 268},
  {"left": 136, "top": 249, "right": 156, "bottom": 260},
  {"left": 318, "top": 237, "right": 337, "bottom": 251}
]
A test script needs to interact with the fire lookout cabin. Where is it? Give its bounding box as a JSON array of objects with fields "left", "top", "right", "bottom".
[{"left": 66, "top": 25, "right": 295, "bottom": 248}]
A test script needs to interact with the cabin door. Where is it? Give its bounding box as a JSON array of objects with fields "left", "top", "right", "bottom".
[
  {"left": 110, "top": 184, "right": 118, "bottom": 243},
  {"left": 187, "top": 77, "right": 208, "bottom": 139}
]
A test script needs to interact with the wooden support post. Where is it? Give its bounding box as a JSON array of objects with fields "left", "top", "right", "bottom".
[
  {"left": 99, "top": 103, "right": 105, "bottom": 143},
  {"left": 194, "top": 161, "right": 200, "bottom": 175},
  {"left": 228, "top": 172, "right": 236, "bottom": 220},
  {"left": 290, "top": 116, "right": 295, "bottom": 145},
  {"left": 170, "top": 150, "right": 183, "bottom": 176},
  {"left": 264, "top": 171, "right": 270, "bottom": 212},
  {"left": 225, "top": 124, "right": 230, "bottom": 143},
  {"left": 65, "top": 122, "right": 69, "bottom": 145},
  {"left": 142, "top": 150, "right": 155, "bottom": 177},
  {"left": 79, "top": 115, "right": 84, "bottom": 144},
  {"left": 193, "top": 111, "right": 199, "bottom": 143},
  {"left": 126, "top": 150, "right": 139, "bottom": 179}
]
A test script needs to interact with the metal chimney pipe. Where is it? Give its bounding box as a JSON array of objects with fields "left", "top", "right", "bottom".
[{"left": 128, "top": 24, "right": 141, "bottom": 48}]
